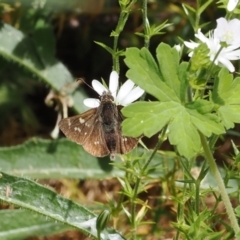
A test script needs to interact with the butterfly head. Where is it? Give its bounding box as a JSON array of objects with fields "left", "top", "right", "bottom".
[{"left": 100, "top": 91, "right": 114, "bottom": 103}]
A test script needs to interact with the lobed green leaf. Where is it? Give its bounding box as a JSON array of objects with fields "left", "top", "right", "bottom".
[
  {"left": 122, "top": 100, "right": 225, "bottom": 159},
  {"left": 124, "top": 47, "right": 180, "bottom": 102},
  {"left": 156, "top": 43, "right": 181, "bottom": 100},
  {"left": 122, "top": 101, "right": 180, "bottom": 137},
  {"left": 212, "top": 68, "right": 240, "bottom": 129}
]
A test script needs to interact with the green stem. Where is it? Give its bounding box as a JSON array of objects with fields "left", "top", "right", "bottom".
[
  {"left": 142, "top": 125, "right": 168, "bottom": 172},
  {"left": 112, "top": 10, "right": 127, "bottom": 72},
  {"left": 130, "top": 176, "right": 140, "bottom": 239},
  {"left": 142, "top": 0, "right": 149, "bottom": 48},
  {"left": 130, "top": 125, "right": 168, "bottom": 239},
  {"left": 113, "top": 34, "right": 120, "bottom": 72},
  {"left": 199, "top": 131, "right": 240, "bottom": 235},
  {"left": 113, "top": 1, "right": 136, "bottom": 72}
]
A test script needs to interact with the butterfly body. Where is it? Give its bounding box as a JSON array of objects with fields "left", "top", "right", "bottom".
[{"left": 59, "top": 91, "right": 138, "bottom": 159}]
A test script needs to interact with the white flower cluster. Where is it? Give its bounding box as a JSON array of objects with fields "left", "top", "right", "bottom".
[
  {"left": 84, "top": 71, "right": 144, "bottom": 108},
  {"left": 184, "top": 17, "right": 240, "bottom": 72}
]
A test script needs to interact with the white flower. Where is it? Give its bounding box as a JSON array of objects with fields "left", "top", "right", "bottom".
[
  {"left": 174, "top": 44, "right": 182, "bottom": 52},
  {"left": 83, "top": 71, "right": 144, "bottom": 108},
  {"left": 214, "top": 17, "right": 240, "bottom": 47},
  {"left": 227, "top": 0, "right": 239, "bottom": 11},
  {"left": 184, "top": 28, "right": 240, "bottom": 72}
]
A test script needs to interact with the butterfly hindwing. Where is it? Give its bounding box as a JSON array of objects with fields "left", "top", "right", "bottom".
[
  {"left": 82, "top": 120, "right": 110, "bottom": 157},
  {"left": 117, "top": 106, "right": 139, "bottom": 154}
]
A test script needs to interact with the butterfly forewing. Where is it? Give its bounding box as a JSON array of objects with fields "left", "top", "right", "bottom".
[
  {"left": 59, "top": 108, "right": 110, "bottom": 157},
  {"left": 59, "top": 108, "right": 97, "bottom": 145}
]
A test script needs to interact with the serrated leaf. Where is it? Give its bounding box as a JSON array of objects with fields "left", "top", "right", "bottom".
[
  {"left": 124, "top": 47, "right": 180, "bottom": 102},
  {"left": 212, "top": 68, "right": 240, "bottom": 129},
  {"left": 216, "top": 105, "right": 240, "bottom": 129},
  {"left": 0, "top": 209, "right": 71, "bottom": 240},
  {"left": 0, "top": 172, "right": 125, "bottom": 240},
  {"left": 187, "top": 108, "right": 225, "bottom": 136},
  {"left": 168, "top": 107, "right": 201, "bottom": 158},
  {"left": 0, "top": 22, "right": 87, "bottom": 114},
  {"left": 0, "top": 138, "right": 124, "bottom": 179},
  {"left": 122, "top": 101, "right": 180, "bottom": 137},
  {"left": 156, "top": 43, "right": 181, "bottom": 99},
  {"left": 122, "top": 100, "right": 225, "bottom": 159},
  {"left": 186, "top": 99, "right": 215, "bottom": 114}
]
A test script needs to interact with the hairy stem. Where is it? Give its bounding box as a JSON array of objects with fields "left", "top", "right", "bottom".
[{"left": 199, "top": 132, "right": 240, "bottom": 235}]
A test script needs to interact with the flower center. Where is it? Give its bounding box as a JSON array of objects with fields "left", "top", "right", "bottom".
[{"left": 221, "top": 30, "right": 234, "bottom": 44}]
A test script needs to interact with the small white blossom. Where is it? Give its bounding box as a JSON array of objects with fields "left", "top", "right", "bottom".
[
  {"left": 227, "top": 0, "right": 239, "bottom": 11},
  {"left": 174, "top": 44, "right": 182, "bottom": 52},
  {"left": 84, "top": 71, "right": 144, "bottom": 108},
  {"left": 214, "top": 17, "right": 240, "bottom": 47},
  {"left": 184, "top": 18, "right": 240, "bottom": 72}
]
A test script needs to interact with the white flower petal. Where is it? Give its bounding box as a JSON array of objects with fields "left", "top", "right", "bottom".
[
  {"left": 109, "top": 71, "right": 119, "bottom": 99},
  {"left": 184, "top": 41, "right": 199, "bottom": 49},
  {"left": 188, "top": 52, "right": 194, "bottom": 57},
  {"left": 92, "top": 80, "right": 108, "bottom": 96},
  {"left": 195, "top": 29, "right": 209, "bottom": 43},
  {"left": 120, "top": 86, "right": 144, "bottom": 106},
  {"left": 219, "top": 57, "right": 235, "bottom": 72},
  {"left": 116, "top": 79, "right": 135, "bottom": 103},
  {"left": 83, "top": 98, "right": 100, "bottom": 108},
  {"left": 223, "top": 48, "right": 240, "bottom": 60},
  {"left": 227, "top": 0, "right": 239, "bottom": 11}
]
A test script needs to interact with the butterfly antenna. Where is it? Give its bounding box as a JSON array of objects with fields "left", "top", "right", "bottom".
[{"left": 76, "top": 78, "right": 94, "bottom": 91}]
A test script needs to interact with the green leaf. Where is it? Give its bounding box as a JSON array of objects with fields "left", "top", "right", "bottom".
[
  {"left": 124, "top": 47, "right": 180, "bottom": 102},
  {"left": 31, "top": 19, "right": 56, "bottom": 64},
  {"left": 0, "top": 22, "right": 87, "bottom": 114},
  {"left": 156, "top": 43, "right": 181, "bottom": 100},
  {"left": 135, "top": 20, "right": 172, "bottom": 38},
  {"left": 94, "top": 41, "right": 115, "bottom": 55},
  {"left": 182, "top": 3, "right": 196, "bottom": 28},
  {"left": 236, "top": 206, "right": 240, "bottom": 217},
  {"left": 186, "top": 108, "right": 225, "bottom": 137},
  {"left": 198, "top": 0, "right": 215, "bottom": 15},
  {"left": 212, "top": 68, "right": 240, "bottom": 129},
  {"left": 186, "top": 99, "right": 215, "bottom": 114},
  {"left": 178, "top": 62, "right": 189, "bottom": 103},
  {"left": 167, "top": 106, "right": 201, "bottom": 158},
  {"left": 0, "top": 172, "right": 125, "bottom": 240},
  {"left": 0, "top": 209, "right": 72, "bottom": 239},
  {"left": 122, "top": 101, "right": 180, "bottom": 137},
  {"left": 122, "top": 101, "right": 225, "bottom": 159},
  {"left": 0, "top": 138, "right": 123, "bottom": 179}
]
